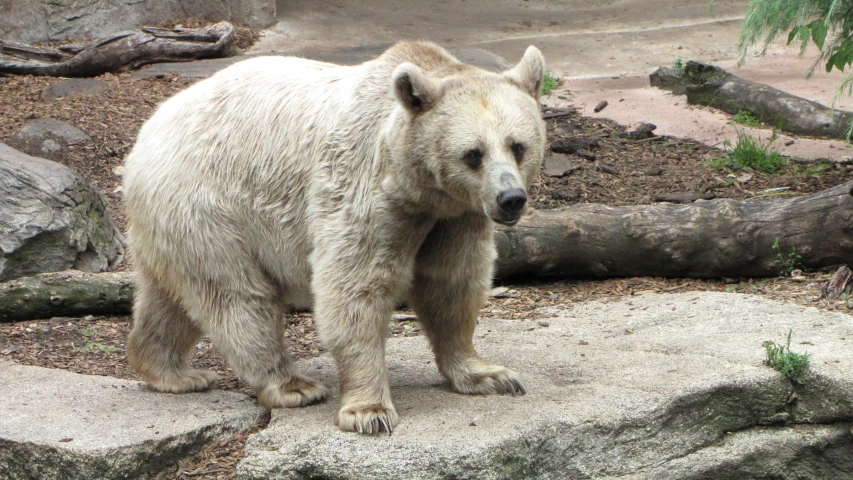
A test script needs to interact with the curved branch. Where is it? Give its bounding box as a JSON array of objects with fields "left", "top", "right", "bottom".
[{"left": 0, "top": 22, "right": 237, "bottom": 77}]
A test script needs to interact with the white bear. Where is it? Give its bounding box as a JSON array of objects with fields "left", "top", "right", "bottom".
[{"left": 123, "top": 41, "right": 546, "bottom": 434}]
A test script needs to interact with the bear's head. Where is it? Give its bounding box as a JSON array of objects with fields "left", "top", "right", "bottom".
[{"left": 385, "top": 46, "right": 547, "bottom": 226}]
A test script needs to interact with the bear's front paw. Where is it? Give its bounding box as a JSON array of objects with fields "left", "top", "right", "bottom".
[
  {"left": 336, "top": 403, "right": 399, "bottom": 435},
  {"left": 445, "top": 358, "right": 526, "bottom": 396},
  {"left": 257, "top": 373, "right": 328, "bottom": 408}
]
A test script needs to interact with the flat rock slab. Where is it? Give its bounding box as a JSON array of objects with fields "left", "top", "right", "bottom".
[
  {"left": 41, "top": 79, "right": 112, "bottom": 101},
  {"left": 0, "top": 360, "right": 267, "bottom": 480},
  {"left": 239, "top": 292, "right": 853, "bottom": 479}
]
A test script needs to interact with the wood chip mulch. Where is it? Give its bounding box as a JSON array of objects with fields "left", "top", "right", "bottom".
[{"left": 3, "top": 44, "right": 853, "bottom": 479}]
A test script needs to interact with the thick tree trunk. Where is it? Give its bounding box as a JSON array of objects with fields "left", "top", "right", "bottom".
[
  {"left": 0, "top": 271, "right": 133, "bottom": 322},
  {"left": 0, "top": 22, "right": 237, "bottom": 77},
  {"left": 3, "top": 182, "right": 853, "bottom": 321},
  {"left": 650, "top": 61, "right": 853, "bottom": 140},
  {"left": 494, "top": 180, "right": 853, "bottom": 278}
]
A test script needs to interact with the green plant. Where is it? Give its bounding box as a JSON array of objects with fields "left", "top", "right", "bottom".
[
  {"left": 77, "top": 328, "right": 117, "bottom": 354},
  {"left": 842, "top": 292, "right": 853, "bottom": 309},
  {"left": 542, "top": 71, "right": 558, "bottom": 95},
  {"left": 673, "top": 57, "right": 684, "bottom": 69},
  {"left": 772, "top": 237, "right": 805, "bottom": 276},
  {"left": 732, "top": 110, "right": 761, "bottom": 127},
  {"left": 763, "top": 329, "right": 810, "bottom": 384},
  {"left": 708, "top": 129, "right": 787, "bottom": 173},
  {"left": 801, "top": 162, "right": 833, "bottom": 176}
]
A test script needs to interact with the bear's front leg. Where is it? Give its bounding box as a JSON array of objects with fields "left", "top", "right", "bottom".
[
  {"left": 314, "top": 287, "right": 399, "bottom": 434},
  {"left": 409, "top": 213, "right": 526, "bottom": 396}
]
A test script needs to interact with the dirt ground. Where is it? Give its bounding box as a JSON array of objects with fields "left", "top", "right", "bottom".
[{"left": 2, "top": 66, "right": 853, "bottom": 479}]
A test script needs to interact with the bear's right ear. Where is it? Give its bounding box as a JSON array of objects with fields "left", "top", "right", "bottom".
[{"left": 392, "top": 63, "right": 441, "bottom": 115}]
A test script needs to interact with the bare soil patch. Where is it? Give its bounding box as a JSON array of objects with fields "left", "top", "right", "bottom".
[{"left": 2, "top": 64, "right": 853, "bottom": 479}]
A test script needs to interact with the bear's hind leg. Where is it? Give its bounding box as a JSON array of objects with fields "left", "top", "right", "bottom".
[
  {"left": 198, "top": 289, "right": 328, "bottom": 408},
  {"left": 127, "top": 273, "right": 219, "bottom": 393}
]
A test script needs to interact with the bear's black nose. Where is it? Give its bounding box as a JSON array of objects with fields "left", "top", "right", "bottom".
[{"left": 497, "top": 188, "right": 527, "bottom": 215}]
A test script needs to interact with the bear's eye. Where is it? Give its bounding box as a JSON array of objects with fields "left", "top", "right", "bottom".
[
  {"left": 463, "top": 148, "right": 483, "bottom": 170},
  {"left": 511, "top": 142, "right": 526, "bottom": 163}
]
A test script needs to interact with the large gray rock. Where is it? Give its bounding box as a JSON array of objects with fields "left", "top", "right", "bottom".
[
  {"left": 0, "top": 0, "right": 275, "bottom": 44},
  {"left": 0, "top": 360, "right": 268, "bottom": 480},
  {"left": 0, "top": 144, "right": 124, "bottom": 281},
  {"left": 238, "top": 292, "right": 853, "bottom": 479}
]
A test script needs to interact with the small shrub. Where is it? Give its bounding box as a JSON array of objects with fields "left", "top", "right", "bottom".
[
  {"left": 773, "top": 237, "right": 805, "bottom": 276},
  {"left": 732, "top": 110, "right": 761, "bottom": 127},
  {"left": 708, "top": 129, "right": 787, "bottom": 173},
  {"left": 763, "top": 329, "right": 810, "bottom": 384},
  {"left": 542, "top": 72, "right": 558, "bottom": 95},
  {"left": 77, "top": 327, "right": 117, "bottom": 354},
  {"left": 673, "top": 57, "right": 684, "bottom": 69}
]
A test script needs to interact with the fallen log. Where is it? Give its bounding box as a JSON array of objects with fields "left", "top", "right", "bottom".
[
  {"left": 650, "top": 61, "right": 853, "bottom": 140},
  {"left": 3, "top": 182, "right": 853, "bottom": 321},
  {"left": 0, "top": 271, "right": 133, "bottom": 322},
  {"left": 495, "top": 180, "right": 853, "bottom": 278},
  {"left": 0, "top": 22, "right": 237, "bottom": 77}
]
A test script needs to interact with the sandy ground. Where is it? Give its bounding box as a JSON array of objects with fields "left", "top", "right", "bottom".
[{"left": 258, "top": 0, "right": 853, "bottom": 160}]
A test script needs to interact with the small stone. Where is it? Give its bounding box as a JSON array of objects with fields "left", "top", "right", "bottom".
[
  {"left": 489, "top": 286, "right": 509, "bottom": 298},
  {"left": 40, "top": 139, "right": 61, "bottom": 154},
  {"left": 625, "top": 123, "right": 657, "bottom": 140},
  {"left": 654, "top": 192, "right": 716, "bottom": 203},
  {"left": 593, "top": 101, "right": 608, "bottom": 113},
  {"left": 538, "top": 320, "right": 550, "bottom": 327},
  {"left": 543, "top": 153, "right": 574, "bottom": 177},
  {"left": 593, "top": 162, "right": 618, "bottom": 175}
]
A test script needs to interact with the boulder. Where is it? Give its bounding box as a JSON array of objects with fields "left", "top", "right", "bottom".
[
  {"left": 238, "top": 292, "right": 853, "bottom": 479},
  {"left": 10, "top": 118, "right": 91, "bottom": 161},
  {"left": 0, "top": 144, "right": 124, "bottom": 281},
  {"left": 0, "top": 360, "right": 268, "bottom": 480},
  {"left": 0, "top": 0, "right": 275, "bottom": 44}
]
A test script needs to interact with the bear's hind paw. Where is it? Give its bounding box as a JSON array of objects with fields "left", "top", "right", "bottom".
[
  {"left": 257, "top": 373, "right": 328, "bottom": 408},
  {"left": 149, "top": 369, "right": 220, "bottom": 393},
  {"left": 448, "top": 362, "right": 527, "bottom": 396}
]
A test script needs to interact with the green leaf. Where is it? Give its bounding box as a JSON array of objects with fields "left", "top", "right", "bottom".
[
  {"left": 810, "top": 21, "right": 828, "bottom": 50},
  {"left": 787, "top": 26, "right": 801, "bottom": 45}
]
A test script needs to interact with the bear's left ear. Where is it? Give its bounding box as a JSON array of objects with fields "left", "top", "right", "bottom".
[
  {"left": 502, "top": 46, "right": 546, "bottom": 100},
  {"left": 392, "top": 63, "right": 441, "bottom": 114}
]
